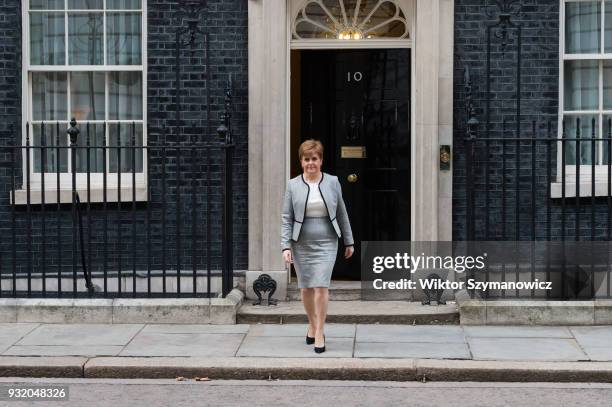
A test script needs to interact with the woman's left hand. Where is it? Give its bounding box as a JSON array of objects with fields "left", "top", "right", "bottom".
[{"left": 344, "top": 246, "right": 354, "bottom": 259}]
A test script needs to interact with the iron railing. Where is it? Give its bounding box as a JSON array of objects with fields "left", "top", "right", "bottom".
[
  {"left": 0, "top": 119, "right": 235, "bottom": 298},
  {"left": 464, "top": 116, "right": 612, "bottom": 300}
]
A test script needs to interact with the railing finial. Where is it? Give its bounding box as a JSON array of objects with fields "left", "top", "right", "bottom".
[{"left": 67, "top": 118, "right": 80, "bottom": 145}]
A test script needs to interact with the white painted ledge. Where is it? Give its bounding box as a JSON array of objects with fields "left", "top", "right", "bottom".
[
  {"left": 550, "top": 182, "right": 612, "bottom": 198},
  {"left": 10, "top": 187, "right": 148, "bottom": 205}
]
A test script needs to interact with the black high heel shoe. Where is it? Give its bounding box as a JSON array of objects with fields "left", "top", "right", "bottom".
[
  {"left": 306, "top": 327, "right": 315, "bottom": 345},
  {"left": 314, "top": 335, "right": 325, "bottom": 353}
]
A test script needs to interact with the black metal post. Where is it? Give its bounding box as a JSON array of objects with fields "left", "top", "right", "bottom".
[
  {"left": 464, "top": 66, "right": 478, "bottom": 243},
  {"left": 67, "top": 119, "right": 94, "bottom": 296},
  {"left": 25, "top": 124, "right": 32, "bottom": 297},
  {"left": 68, "top": 119, "right": 79, "bottom": 296},
  {"left": 218, "top": 77, "right": 234, "bottom": 297}
]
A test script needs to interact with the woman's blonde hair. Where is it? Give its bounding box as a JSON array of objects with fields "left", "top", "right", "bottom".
[{"left": 298, "top": 139, "right": 324, "bottom": 160}]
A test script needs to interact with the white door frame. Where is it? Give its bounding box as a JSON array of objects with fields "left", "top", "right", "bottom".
[{"left": 247, "top": 0, "right": 454, "bottom": 276}]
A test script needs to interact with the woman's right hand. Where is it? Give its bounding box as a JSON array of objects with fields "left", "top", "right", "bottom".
[{"left": 282, "top": 249, "right": 293, "bottom": 264}]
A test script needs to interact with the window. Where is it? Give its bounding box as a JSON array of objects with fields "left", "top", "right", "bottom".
[
  {"left": 292, "top": 0, "right": 410, "bottom": 40},
  {"left": 23, "top": 0, "right": 146, "bottom": 193},
  {"left": 560, "top": 0, "right": 612, "bottom": 179}
]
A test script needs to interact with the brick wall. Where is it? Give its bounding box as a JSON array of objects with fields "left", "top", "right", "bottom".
[
  {"left": 452, "top": 0, "right": 610, "bottom": 241},
  {"left": 0, "top": 0, "right": 248, "bottom": 291}
]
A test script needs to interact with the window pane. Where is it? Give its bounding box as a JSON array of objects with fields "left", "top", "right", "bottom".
[
  {"left": 296, "top": 2, "right": 336, "bottom": 39},
  {"left": 606, "top": 2, "right": 612, "bottom": 52},
  {"left": 70, "top": 72, "right": 104, "bottom": 120},
  {"left": 564, "top": 60, "right": 599, "bottom": 111},
  {"left": 109, "top": 123, "right": 143, "bottom": 173},
  {"left": 364, "top": 1, "right": 399, "bottom": 32},
  {"left": 564, "top": 115, "right": 599, "bottom": 165},
  {"left": 107, "top": 0, "right": 141, "bottom": 9},
  {"left": 107, "top": 12, "right": 142, "bottom": 65},
  {"left": 68, "top": 0, "right": 102, "bottom": 9},
  {"left": 75, "top": 122, "right": 105, "bottom": 172},
  {"left": 30, "top": 0, "right": 64, "bottom": 10},
  {"left": 109, "top": 72, "right": 142, "bottom": 119},
  {"left": 32, "top": 123, "right": 68, "bottom": 173},
  {"left": 32, "top": 72, "right": 67, "bottom": 120},
  {"left": 565, "top": 1, "right": 601, "bottom": 54},
  {"left": 604, "top": 61, "right": 612, "bottom": 109},
  {"left": 294, "top": 20, "right": 335, "bottom": 39},
  {"left": 68, "top": 13, "right": 103, "bottom": 65},
  {"left": 30, "top": 12, "right": 66, "bottom": 65},
  {"left": 604, "top": 115, "right": 612, "bottom": 165}
]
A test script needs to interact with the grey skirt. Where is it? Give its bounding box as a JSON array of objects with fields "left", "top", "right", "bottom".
[{"left": 291, "top": 217, "right": 338, "bottom": 289}]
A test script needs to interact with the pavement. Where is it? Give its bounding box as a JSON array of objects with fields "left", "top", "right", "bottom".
[{"left": 1, "top": 323, "right": 612, "bottom": 382}]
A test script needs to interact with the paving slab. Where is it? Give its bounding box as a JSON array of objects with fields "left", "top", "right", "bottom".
[
  {"left": 120, "top": 332, "right": 244, "bottom": 357},
  {"left": 464, "top": 326, "right": 573, "bottom": 338},
  {"left": 469, "top": 338, "right": 589, "bottom": 361},
  {"left": 356, "top": 325, "right": 465, "bottom": 343},
  {"left": 140, "top": 324, "right": 250, "bottom": 334},
  {"left": 0, "top": 323, "right": 39, "bottom": 353},
  {"left": 236, "top": 336, "right": 353, "bottom": 358},
  {"left": 16, "top": 324, "right": 143, "bottom": 346},
  {"left": 580, "top": 347, "right": 612, "bottom": 362},
  {"left": 247, "top": 323, "right": 355, "bottom": 338},
  {"left": 354, "top": 342, "right": 470, "bottom": 359},
  {"left": 3, "top": 345, "right": 123, "bottom": 357},
  {"left": 570, "top": 326, "right": 612, "bottom": 347}
]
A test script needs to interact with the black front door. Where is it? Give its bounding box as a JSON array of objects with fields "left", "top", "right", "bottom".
[{"left": 299, "top": 49, "right": 411, "bottom": 279}]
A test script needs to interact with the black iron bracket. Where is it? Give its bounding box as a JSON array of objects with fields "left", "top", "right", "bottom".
[
  {"left": 421, "top": 273, "right": 447, "bottom": 305},
  {"left": 252, "top": 274, "right": 278, "bottom": 306}
]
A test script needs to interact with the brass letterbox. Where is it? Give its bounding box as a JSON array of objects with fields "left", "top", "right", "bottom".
[{"left": 341, "top": 146, "right": 366, "bottom": 159}]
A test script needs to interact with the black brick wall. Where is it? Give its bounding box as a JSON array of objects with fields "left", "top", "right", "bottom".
[
  {"left": 452, "top": 0, "right": 609, "bottom": 242},
  {"left": 0, "top": 0, "right": 248, "bottom": 289}
]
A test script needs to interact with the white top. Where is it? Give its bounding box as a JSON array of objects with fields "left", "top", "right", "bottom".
[{"left": 305, "top": 180, "right": 329, "bottom": 217}]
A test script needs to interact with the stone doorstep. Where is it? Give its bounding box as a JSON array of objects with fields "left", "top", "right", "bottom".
[
  {"left": 2, "top": 357, "right": 612, "bottom": 382},
  {"left": 237, "top": 300, "right": 460, "bottom": 325},
  {"left": 247, "top": 272, "right": 456, "bottom": 303},
  {"left": 456, "top": 290, "right": 612, "bottom": 325},
  {"left": 0, "top": 289, "right": 244, "bottom": 324}
]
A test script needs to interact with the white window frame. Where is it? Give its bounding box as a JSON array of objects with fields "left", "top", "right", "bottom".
[
  {"left": 556, "top": 0, "right": 612, "bottom": 197},
  {"left": 20, "top": 0, "right": 148, "bottom": 198}
]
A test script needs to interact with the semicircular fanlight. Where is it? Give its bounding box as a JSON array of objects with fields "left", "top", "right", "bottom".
[{"left": 293, "top": 0, "right": 409, "bottom": 40}]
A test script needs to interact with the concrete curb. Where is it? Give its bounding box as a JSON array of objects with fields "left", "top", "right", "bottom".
[
  {"left": 0, "top": 357, "right": 87, "bottom": 378},
  {"left": 3, "top": 356, "right": 611, "bottom": 382},
  {"left": 82, "top": 358, "right": 612, "bottom": 382},
  {"left": 83, "top": 357, "right": 417, "bottom": 381},
  {"left": 415, "top": 359, "right": 612, "bottom": 382},
  {"left": 0, "top": 288, "right": 244, "bottom": 324}
]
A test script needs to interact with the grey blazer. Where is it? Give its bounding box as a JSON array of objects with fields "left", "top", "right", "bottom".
[{"left": 281, "top": 172, "right": 354, "bottom": 251}]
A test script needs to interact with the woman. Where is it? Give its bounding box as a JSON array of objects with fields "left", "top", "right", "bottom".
[{"left": 281, "top": 139, "right": 354, "bottom": 354}]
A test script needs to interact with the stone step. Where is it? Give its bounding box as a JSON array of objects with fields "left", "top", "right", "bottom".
[
  {"left": 237, "top": 300, "right": 459, "bottom": 324},
  {"left": 286, "top": 281, "right": 362, "bottom": 301}
]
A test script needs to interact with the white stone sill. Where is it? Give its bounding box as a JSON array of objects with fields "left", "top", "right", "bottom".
[
  {"left": 550, "top": 181, "right": 612, "bottom": 199},
  {"left": 10, "top": 187, "right": 148, "bottom": 205}
]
